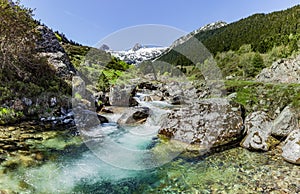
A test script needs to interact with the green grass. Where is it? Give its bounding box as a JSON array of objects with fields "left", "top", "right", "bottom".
[{"left": 224, "top": 80, "right": 300, "bottom": 117}]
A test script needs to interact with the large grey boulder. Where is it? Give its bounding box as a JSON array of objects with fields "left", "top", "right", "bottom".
[
  {"left": 272, "top": 106, "right": 299, "bottom": 137},
  {"left": 281, "top": 129, "right": 300, "bottom": 164},
  {"left": 160, "top": 81, "right": 198, "bottom": 105},
  {"left": 241, "top": 111, "right": 278, "bottom": 151},
  {"left": 109, "top": 84, "right": 138, "bottom": 107},
  {"left": 117, "top": 107, "right": 150, "bottom": 125},
  {"left": 74, "top": 108, "right": 108, "bottom": 130},
  {"left": 158, "top": 98, "right": 243, "bottom": 149},
  {"left": 256, "top": 55, "right": 300, "bottom": 83},
  {"left": 40, "top": 52, "right": 75, "bottom": 78},
  {"left": 74, "top": 109, "right": 100, "bottom": 129}
]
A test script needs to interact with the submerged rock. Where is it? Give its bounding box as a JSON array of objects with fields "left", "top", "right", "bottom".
[
  {"left": 117, "top": 107, "right": 150, "bottom": 125},
  {"left": 272, "top": 106, "right": 299, "bottom": 137},
  {"left": 281, "top": 129, "right": 300, "bottom": 164},
  {"left": 158, "top": 98, "right": 243, "bottom": 150},
  {"left": 97, "top": 114, "right": 109, "bottom": 124},
  {"left": 241, "top": 111, "right": 278, "bottom": 151}
]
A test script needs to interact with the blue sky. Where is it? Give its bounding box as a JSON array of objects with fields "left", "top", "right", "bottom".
[{"left": 20, "top": 0, "right": 300, "bottom": 49}]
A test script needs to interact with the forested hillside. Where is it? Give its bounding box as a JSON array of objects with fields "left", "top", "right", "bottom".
[
  {"left": 196, "top": 5, "right": 300, "bottom": 54},
  {"left": 158, "top": 5, "right": 300, "bottom": 79}
]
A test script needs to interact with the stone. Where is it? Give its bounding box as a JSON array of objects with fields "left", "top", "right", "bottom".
[
  {"left": 50, "top": 97, "right": 57, "bottom": 107},
  {"left": 72, "top": 76, "right": 86, "bottom": 97},
  {"left": 117, "top": 107, "right": 150, "bottom": 125},
  {"left": 137, "top": 82, "right": 158, "bottom": 91},
  {"left": 109, "top": 84, "right": 137, "bottom": 107},
  {"left": 63, "top": 119, "right": 74, "bottom": 125},
  {"left": 171, "top": 96, "right": 183, "bottom": 105},
  {"left": 241, "top": 111, "right": 276, "bottom": 151},
  {"left": 97, "top": 114, "right": 109, "bottom": 124},
  {"left": 256, "top": 55, "right": 300, "bottom": 83},
  {"left": 281, "top": 129, "right": 300, "bottom": 164},
  {"left": 272, "top": 106, "right": 299, "bottom": 137},
  {"left": 160, "top": 81, "right": 198, "bottom": 105},
  {"left": 158, "top": 98, "right": 243, "bottom": 149},
  {"left": 22, "top": 97, "right": 32, "bottom": 106},
  {"left": 74, "top": 109, "right": 100, "bottom": 129}
]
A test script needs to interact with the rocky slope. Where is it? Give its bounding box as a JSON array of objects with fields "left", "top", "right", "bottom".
[
  {"left": 36, "top": 25, "right": 76, "bottom": 79},
  {"left": 0, "top": 24, "right": 75, "bottom": 125},
  {"left": 256, "top": 54, "right": 300, "bottom": 83}
]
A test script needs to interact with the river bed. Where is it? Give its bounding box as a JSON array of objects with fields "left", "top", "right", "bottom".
[{"left": 0, "top": 100, "right": 299, "bottom": 193}]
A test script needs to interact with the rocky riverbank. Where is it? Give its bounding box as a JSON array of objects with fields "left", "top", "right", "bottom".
[
  {"left": 1, "top": 61, "right": 299, "bottom": 193},
  {"left": 0, "top": 122, "right": 81, "bottom": 172}
]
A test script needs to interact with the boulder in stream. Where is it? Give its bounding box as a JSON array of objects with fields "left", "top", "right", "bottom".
[
  {"left": 117, "top": 107, "right": 150, "bottom": 125},
  {"left": 158, "top": 98, "right": 243, "bottom": 150},
  {"left": 272, "top": 106, "right": 299, "bottom": 137},
  {"left": 240, "top": 111, "right": 279, "bottom": 151},
  {"left": 281, "top": 129, "right": 300, "bottom": 164},
  {"left": 109, "top": 84, "right": 138, "bottom": 107}
]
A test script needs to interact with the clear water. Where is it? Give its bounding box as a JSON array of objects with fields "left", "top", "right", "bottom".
[{"left": 1, "top": 100, "right": 299, "bottom": 193}]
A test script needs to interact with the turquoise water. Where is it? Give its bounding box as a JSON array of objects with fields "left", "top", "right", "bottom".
[
  {"left": 1, "top": 101, "right": 299, "bottom": 193},
  {"left": 2, "top": 134, "right": 299, "bottom": 193},
  {"left": 1, "top": 129, "right": 299, "bottom": 193}
]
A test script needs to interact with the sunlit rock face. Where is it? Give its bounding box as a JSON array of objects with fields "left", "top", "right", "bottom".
[
  {"left": 240, "top": 111, "right": 277, "bottom": 151},
  {"left": 282, "top": 129, "right": 300, "bottom": 164},
  {"left": 159, "top": 98, "right": 244, "bottom": 149},
  {"left": 256, "top": 55, "right": 300, "bottom": 84},
  {"left": 272, "top": 106, "right": 299, "bottom": 137},
  {"left": 117, "top": 107, "right": 150, "bottom": 125}
]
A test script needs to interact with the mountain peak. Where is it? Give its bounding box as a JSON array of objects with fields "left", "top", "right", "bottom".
[
  {"left": 109, "top": 45, "right": 167, "bottom": 65},
  {"left": 198, "top": 21, "right": 227, "bottom": 32},
  {"left": 169, "top": 21, "right": 227, "bottom": 50},
  {"left": 99, "top": 44, "right": 110, "bottom": 51},
  {"left": 132, "top": 43, "right": 143, "bottom": 51}
]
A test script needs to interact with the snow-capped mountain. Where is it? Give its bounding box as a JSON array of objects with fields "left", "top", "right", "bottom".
[
  {"left": 108, "top": 44, "right": 168, "bottom": 65},
  {"left": 101, "top": 21, "right": 227, "bottom": 65}
]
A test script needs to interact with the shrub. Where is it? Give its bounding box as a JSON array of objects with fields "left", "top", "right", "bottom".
[{"left": 0, "top": 107, "right": 24, "bottom": 125}]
